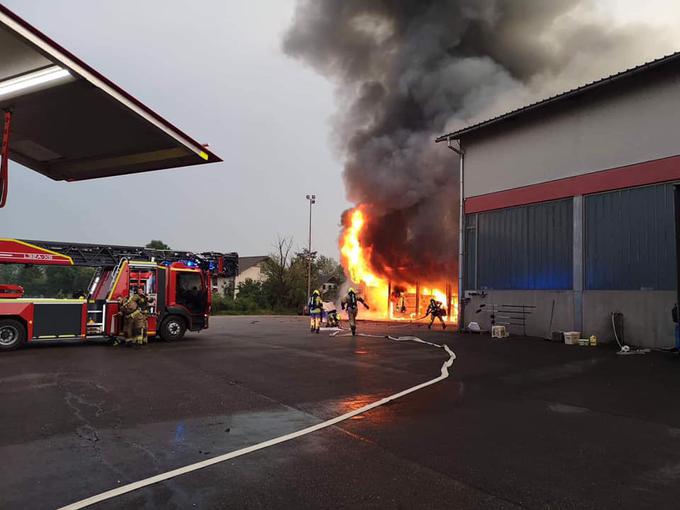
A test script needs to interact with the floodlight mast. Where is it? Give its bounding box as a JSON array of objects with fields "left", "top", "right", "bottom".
[{"left": 306, "top": 194, "right": 316, "bottom": 302}]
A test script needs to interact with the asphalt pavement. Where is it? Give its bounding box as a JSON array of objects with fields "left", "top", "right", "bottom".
[{"left": 2, "top": 316, "right": 680, "bottom": 509}]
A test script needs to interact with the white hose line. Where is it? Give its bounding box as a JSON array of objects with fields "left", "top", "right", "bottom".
[
  {"left": 58, "top": 336, "right": 456, "bottom": 510},
  {"left": 336, "top": 332, "right": 387, "bottom": 338}
]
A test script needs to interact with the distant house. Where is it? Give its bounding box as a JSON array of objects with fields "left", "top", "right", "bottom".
[
  {"left": 212, "top": 273, "right": 234, "bottom": 296},
  {"left": 321, "top": 275, "right": 340, "bottom": 296},
  {"left": 234, "top": 256, "right": 270, "bottom": 296},
  {"left": 211, "top": 256, "right": 270, "bottom": 296}
]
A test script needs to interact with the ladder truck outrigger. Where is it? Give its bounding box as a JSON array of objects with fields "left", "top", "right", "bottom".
[{"left": 0, "top": 239, "right": 238, "bottom": 351}]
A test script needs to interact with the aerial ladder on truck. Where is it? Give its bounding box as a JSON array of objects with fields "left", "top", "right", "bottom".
[{"left": 0, "top": 238, "right": 238, "bottom": 351}]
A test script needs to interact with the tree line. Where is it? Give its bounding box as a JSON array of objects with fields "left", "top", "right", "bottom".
[
  {"left": 0, "top": 265, "right": 95, "bottom": 298},
  {"left": 213, "top": 237, "right": 345, "bottom": 314}
]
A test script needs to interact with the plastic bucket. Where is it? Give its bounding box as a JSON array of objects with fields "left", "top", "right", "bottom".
[{"left": 564, "top": 331, "right": 580, "bottom": 345}]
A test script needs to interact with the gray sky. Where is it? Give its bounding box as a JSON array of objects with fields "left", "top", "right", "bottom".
[
  {"left": 3, "top": 0, "right": 680, "bottom": 259},
  {"left": 2, "top": 0, "right": 348, "bottom": 258}
]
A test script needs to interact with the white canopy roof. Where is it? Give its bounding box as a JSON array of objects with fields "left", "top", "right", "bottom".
[{"left": 0, "top": 5, "right": 221, "bottom": 182}]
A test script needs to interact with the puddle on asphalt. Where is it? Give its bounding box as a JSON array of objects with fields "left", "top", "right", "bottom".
[{"left": 342, "top": 394, "right": 377, "bottom": 421}]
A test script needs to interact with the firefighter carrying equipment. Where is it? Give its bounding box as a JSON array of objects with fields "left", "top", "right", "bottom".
[
  {"left": 426, "top": 299, "right": 447, "bottom": 317},
  {"left": 426, "top": 298, "right": 447, "bottom": 330},
  {"left": 341, "top": 290, "right": 369, "bottom": 336}
]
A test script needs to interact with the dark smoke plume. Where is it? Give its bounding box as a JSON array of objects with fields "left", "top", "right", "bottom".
[{"left": 284, "top": 0, "right": 671, "bottom": 284}]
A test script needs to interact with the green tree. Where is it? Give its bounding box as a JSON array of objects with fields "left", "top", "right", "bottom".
[
  {"left": 261, "top": 236, "right": 296, "bottom": 310},
  {"left": 286, "top": 251, "right": 310, "bottom": 308},
  {"left": 213, "top": 236, "right": 345, "bottom": 315},
  {"left": 236, "top": 278, "right": 268, "bottom": 308},
  {"left": 259, "top": 237, "right": 345, "bottom": 311},
  {"left": 16, "top": 266, "right": 46, "bottom": 296},
  {"left": 290, "top": 252, "right": 345, "bottom": 301},
  {"left": 315, "top": 254, "right": 345, "bottom": 293},
  {"left": 146, "top": 240, "right": 171, "bottom": 250},
  {"left": 0, "top": 264, "right": 19, "bottom": 285},
  {"left": 0, "top": 264, "right": 94, "bottom": 297},
  {"left": 44, "top": 266, "right": 95, "bottom": 297}
]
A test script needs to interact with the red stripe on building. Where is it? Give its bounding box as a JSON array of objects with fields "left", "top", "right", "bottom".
[{"left": 465, "top": 154, "right": 680, "bottom": 213}]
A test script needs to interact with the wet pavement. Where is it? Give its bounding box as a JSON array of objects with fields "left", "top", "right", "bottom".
[{"left": 2, "top": 316, "right": 680, "bottom": 509}]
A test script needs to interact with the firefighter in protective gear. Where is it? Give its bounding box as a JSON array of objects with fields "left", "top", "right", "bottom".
[
  {"left": 341, "top": 287, "right": 369, "bottom": 336},
  {"left": 426, "top": 298, "right": 447, "bottom": 330},
  {"left": 308, "top": 290, "right": 323, "bottom": 334},
  {"left": 323, "top": 301, "right": 340, "bottom": 328},
  {"left": 117, "top": 295, "right": 139, "bottom": 346},
  {"left": 129, "top": 286, "right": 153, "bottom": 344}
]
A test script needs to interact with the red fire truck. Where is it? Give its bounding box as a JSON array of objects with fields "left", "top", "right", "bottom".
[{"left": 0, "top": 239, "right": 238, "bottom": 351}]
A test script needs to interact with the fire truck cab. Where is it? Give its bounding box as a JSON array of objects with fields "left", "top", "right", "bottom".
[{"left": 0, "top": 239, "right": 238, "bottom": 351}]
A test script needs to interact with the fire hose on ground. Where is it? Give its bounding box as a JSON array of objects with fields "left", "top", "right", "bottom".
[{"left": 58, "top": 330, "right": 456, "bottom": 510}]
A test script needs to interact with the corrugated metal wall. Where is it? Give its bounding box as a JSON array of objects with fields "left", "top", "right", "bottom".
[
  {"left": 585, "top": 183, "right": 677, "bottom": 290},
  {"left": 464, "top": 214, "right": 477, "bottom": 290},
  {"left": 470, "top": 199, "right": 573, "bottom": 290}
]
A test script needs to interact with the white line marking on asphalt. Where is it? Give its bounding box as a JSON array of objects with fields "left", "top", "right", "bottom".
[{"left": 58, "top": 335, "right": 455, "bottom": 510}]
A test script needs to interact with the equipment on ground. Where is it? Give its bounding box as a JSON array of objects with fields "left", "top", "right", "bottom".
[
  {"left": 611, "top": 311, "right": 650, "bottom": 355},
  {"left": 475, "top": 302, "right": 536, "bottom": 336},
  {"left": 0, "top": 238, "right": 238, "bottom": 350}
]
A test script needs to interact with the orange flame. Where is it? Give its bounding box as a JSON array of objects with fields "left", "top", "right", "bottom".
[
  {"left": 340, "top": 208, "right": 390, "bottom": 318},
  {"left": 340, "top": 206, "right": 458, "bottom": 324}
]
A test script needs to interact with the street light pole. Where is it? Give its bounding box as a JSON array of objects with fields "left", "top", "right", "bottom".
[{"left": 306, "top": 194, "right": 316, "bottom": 301}]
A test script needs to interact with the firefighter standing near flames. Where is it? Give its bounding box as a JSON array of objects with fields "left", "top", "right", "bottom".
[
  {"left": 341, "top": 287, "right": 369, "bottom": 336},
  {"left": 426, "top": 298, "right": 447, "bottom": 330},
  {"left": 308, "top": 290, "right": 323, "bottom": 334}
]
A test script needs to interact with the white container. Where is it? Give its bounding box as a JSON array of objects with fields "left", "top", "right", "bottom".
[
  {"left": 564, "top": 331, "right": 580, "bottom": 345},
  {"left": 491, "top": 325, "right": 508, "bottom": 338}
]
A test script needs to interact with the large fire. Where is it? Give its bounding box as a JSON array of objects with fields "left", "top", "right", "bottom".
[{"left": 340, "top": 206, "right": 458, "bottom": 324}]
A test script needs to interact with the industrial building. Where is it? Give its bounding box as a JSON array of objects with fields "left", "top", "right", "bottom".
[{"left": 437, "top": 52, "right": 680, "bottom": 348}]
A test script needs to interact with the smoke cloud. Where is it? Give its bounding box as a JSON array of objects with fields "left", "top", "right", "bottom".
[{"left": 284, "top": 0, "right": 673, "bottom": 284}]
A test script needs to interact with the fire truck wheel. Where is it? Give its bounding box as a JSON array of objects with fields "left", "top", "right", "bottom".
[
  {"left": 160, "top": 316, "right": 186, "bottom": 341},
  {"left": 0, "top": 319, "right": 27, "bottom": 351}
]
